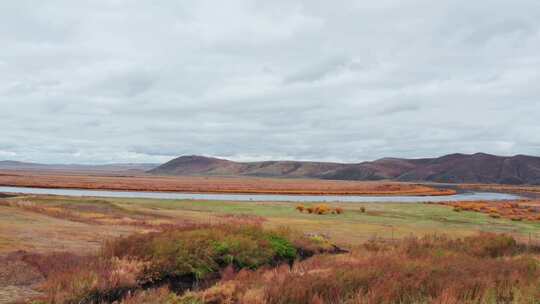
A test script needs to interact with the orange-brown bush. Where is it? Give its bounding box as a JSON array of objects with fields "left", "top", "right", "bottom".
[
  {"left": 296, "top": 204, "right": 344, "bottom": 216},
  {"left": 314, "top": 204, "right": 331, "bottom": 215}
]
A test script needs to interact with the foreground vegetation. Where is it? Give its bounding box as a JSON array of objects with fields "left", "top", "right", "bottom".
[
  {"left": 12, "top": 224, "right": 335, "bottom": 303},
  {"left": 170, "top": 233, "right": 540, "bottom": 304},
  {"left": 2, "top": 192, "right": 540, "bottom": 303},
  {"left": 12, "top": 230, "right": 540, "bottom": 304}
]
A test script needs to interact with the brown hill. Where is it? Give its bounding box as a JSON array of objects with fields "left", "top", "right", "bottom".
[
  {"left": 148, "top": 155, "right": 345, "bottom": 178},
  {"left": 394, "top": 153, "right": 540, "bottom": 184},
  {"left": 149, "top": 153, "right": 540, "bottom": 185}
]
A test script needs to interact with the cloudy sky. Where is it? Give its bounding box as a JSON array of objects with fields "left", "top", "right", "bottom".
[{"left": 1, "top": 1, "right": 540, "bottom": 164}]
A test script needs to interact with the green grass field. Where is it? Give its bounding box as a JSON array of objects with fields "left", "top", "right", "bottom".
[
  {"left": 3, "top": 195, "right": 538, "bottom": 250},
  {"left": 114, "top": 197, "right": 540, "bottom": 244}
]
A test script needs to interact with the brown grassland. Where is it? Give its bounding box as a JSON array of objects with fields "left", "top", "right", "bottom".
[
  {"left": 2, "top": 183, "right": 540, "bottom": 303},
  {"left": 3, "top": 222, "right": 540, "bottom": 304},
  {"left": 0, "top": 170, "right": 455, "bottom": 196}
]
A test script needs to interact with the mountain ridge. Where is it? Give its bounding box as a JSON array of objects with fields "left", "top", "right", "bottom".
[{"left": 149, "top": 153, "right": 540, "bottom": 185}]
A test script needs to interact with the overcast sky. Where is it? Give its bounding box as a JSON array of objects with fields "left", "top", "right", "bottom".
[{"left": 1, "top": 1, "right": 540, "bottom": 164}]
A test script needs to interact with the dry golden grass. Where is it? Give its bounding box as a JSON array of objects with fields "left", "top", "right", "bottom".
[
  {"left": 0, "top": 204, "right": 141, "bottom": 254},
  {"left": 0, "top": 170, "right": 455, "bottom": 195},
  {"left": 0, "top": 198, "right": 180, "bottom": 229}
]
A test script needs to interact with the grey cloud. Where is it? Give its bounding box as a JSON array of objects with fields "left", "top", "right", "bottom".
[
  {"left": 1, "top": 0, "right": 540, "bottom": 164},
  {"left": 378, "top": 104, "right": 421, "bottom": 116},
  {"left": 284, "top": 56, "right": 354, "bottom": 84},
  {"left": 90, "top": 69, "right": 158, "bottom": 98}
]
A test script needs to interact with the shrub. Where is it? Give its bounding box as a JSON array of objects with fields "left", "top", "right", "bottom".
[
  {"left": 267, "top": 234, "right": 297, "bottom": 261},
  {"left": 313, "top": 204, "right": 331, "bottom": 215},
  {"left": 360, "top": 206, "right": 366, "bottom": 213},
  {"left": 463, "top": 233, "right": 518, "bottom": 258},
  {"left": 301, "top": 205, "right": 344, "bottom": 216},
  {"left": 119, "top": 287, "right": 180, "bottom": 304},
  {"left": 489, "top": 213, "right": 501, "bottom": 218},
  {"left": 106, "top": 225, "right": 300, "bottom": 281},
  {"left": 295, "top": 205, "right": 305, "bottom": 213}
]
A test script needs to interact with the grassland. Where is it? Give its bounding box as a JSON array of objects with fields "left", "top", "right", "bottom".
[
  {"left": 2, "top": 192, "right": 540, "bottom": 303},
  {"left": 2, "top": 194, "right": 540, "bottom": 253},
  {"left": 0, "top": 170, "right": 455, "bottom": 195}
]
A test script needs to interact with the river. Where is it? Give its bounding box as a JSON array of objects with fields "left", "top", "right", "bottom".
[{"left": 0, "top": 186, "right": 522, "bottom": 203}]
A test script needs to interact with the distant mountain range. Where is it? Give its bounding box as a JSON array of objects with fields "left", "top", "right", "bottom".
[
  {"left": 149, "top": 153, "right": 540, "bottom": 185},
  {"left": 0, "top": 160, "right": 158, "bottom": 173},
  {"left": 3, "top": 153, "right": 540, "bottom": 185}
]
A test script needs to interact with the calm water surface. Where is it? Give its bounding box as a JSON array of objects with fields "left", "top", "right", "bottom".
[{"left": 0, "top": 186, "right": 522, "bottom": 203}]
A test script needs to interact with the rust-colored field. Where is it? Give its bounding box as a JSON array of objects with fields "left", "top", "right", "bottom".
[{"left": 0, "top": 170, "right": 455, "bottom": 196}]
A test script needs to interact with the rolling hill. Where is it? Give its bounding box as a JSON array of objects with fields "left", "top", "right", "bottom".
[{"left": 149, "top": 153, "right": 540, "bottom": 185}]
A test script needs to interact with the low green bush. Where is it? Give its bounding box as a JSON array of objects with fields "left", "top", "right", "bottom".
[{"left": 267, "top": 234, "right": 297, "bottom": 261}]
